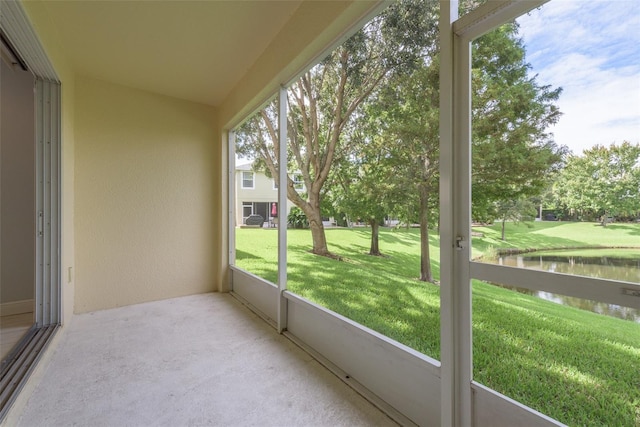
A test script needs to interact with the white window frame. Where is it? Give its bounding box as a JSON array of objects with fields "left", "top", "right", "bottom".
[
  {"left": 241, "top": 171, "right": 254, "bottom": 189},
  {"left": 292, "top": 173, "right": 304, "bottom": 191}
]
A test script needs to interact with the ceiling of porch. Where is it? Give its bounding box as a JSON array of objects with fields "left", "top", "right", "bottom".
[{"left": 37, "top": 1, "right": 305, "bottom": 106}]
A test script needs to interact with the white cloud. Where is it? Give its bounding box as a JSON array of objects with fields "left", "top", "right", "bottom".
[{"left": 517, "top": 0, "right": 640, "bottom": 154}]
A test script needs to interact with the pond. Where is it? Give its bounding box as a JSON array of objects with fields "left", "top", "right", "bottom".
[{"left": 493, "top": 249, "right": 640, "bottom": 323}]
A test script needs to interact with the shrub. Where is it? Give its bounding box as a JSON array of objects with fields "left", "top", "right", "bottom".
[{"left": 287, "top": 207, "right": 309, "bottom": 229}]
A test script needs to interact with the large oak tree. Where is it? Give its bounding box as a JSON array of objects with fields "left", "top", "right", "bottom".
[{"left": 236, "top": 0, "right": 437, "bottom": 257}]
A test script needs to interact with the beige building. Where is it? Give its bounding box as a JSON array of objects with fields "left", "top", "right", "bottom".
[
  {"left": 0, "top": 1, "right": 635, "bottom": 426},
  {"left": 235, "top": 163, "right": 301, "bottom": 227}
]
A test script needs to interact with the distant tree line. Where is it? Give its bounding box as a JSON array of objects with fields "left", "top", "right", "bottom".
[{"left": 550, "top": 141, "right": 640, "bottom": 224}]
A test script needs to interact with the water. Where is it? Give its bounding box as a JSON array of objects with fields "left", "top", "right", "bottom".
[{"left": 494, "top": 250, "right": 640, "bottom": 323}]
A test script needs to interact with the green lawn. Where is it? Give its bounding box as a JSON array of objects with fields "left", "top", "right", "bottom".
[
  {"left": 235, "top": 222, "right": 640, "bottom": 426},
  {"left": 471, "top": 220, "right": 640, "bottom": 259}
]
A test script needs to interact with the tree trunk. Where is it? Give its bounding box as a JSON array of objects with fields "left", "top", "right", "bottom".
[
  {"left": 406, "top": 205, "right": 411, "bottom": 229},
  {"left": 289, "top": 184, "right": 331, "bottom": 256},
  {"left": 501, "top": 219, "right": 506, "bottom": 241},
  {"left": 306, "top": 208, "right": 330, "bottom": 255},
  {"left": 419, "top": 185, "right": 433, "bottom": 282},
  {"left": 369, "top": 218, "right": 381, "bottom": 256}
]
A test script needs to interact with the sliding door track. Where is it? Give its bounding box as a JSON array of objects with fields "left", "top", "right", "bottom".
[{"left": 0, "top": 325, "right": 58, "bottom": 421}]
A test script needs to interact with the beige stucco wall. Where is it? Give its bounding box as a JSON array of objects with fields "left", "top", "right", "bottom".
[{"left": 74, "top": 76, "right": 218, "bottom": 313}]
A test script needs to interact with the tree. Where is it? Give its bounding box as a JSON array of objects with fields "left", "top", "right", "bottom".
[
  {"left": 553, "top": 142, "right": 640, "bottom": 224},
  {"left": 471, "top": 23, "right": 565, "bottom": 223},
  {"left": 495, "top": 197, "right": 537, "bottom": 241},
  {"left": 349, "top": 18, "right": 562, "bottom": 281},
  {"left": 331, "top": 161, "right": 391, "bottom": 256},
  {"left": 366, "top": 61, "right": 440, "bottom": 281},
  {"left": 330, "top": 121, "right": 405, "bottom": 256},
  {"left": 236, "top": 0, "right": 437, "bottom": 257}
]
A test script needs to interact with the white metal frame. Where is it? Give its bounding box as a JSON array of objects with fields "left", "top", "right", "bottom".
[
  {"left": 439, "top": 1, "right": 471, "bottom": 424},
  {"left": 240, "top": 202, "right": 252, "bottom": 224},
  {"left": 276, "top": 86, "right": 288, "bottom": 333},
  {"left": 240, "top": 171, "right": 255, "bottom": 189},
  {"left": 228, "top": 131, "right": 236, "bottom": 271},
  {"left": 34, "top": 79, "right": 61, "bottom": 327}
]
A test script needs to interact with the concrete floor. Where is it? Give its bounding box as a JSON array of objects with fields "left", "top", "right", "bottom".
[{"left": 16, "top": 293, "right": 397, "bottom": 426}]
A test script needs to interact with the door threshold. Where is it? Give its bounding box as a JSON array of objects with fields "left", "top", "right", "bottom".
[{"left": 0, "top": 325, "right": 58, "bottom": 422}]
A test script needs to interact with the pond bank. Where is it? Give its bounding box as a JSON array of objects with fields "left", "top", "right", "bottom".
[
  {"left": 484, "top": 248, "right": 640, "bottom": 322},
  {"left": 492, "top": 245, "right": 640, "bottom": 257}
]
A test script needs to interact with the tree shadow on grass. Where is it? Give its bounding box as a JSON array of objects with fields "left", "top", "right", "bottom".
[
  {"left": 235, "top": 250, "right": 278, "bottom": 283},
  {"left": 286, "top": 254, "right": 442, "bottom": 358},
  {"left": 235, "top": 249, "right": 262, "bottom": 260},
  {"left": 472, "top": 228, "right": 588, "bottom": 253},
  {"left": 604, "top": 224, "right": 640, "bottom": 237}
]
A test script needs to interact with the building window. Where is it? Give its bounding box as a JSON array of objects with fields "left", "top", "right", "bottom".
[
  {"left": 293, "top": 173, "right": 304, "bottom": 191},
  {"left": 273, "top": 179, "right": 278, "bottom": 190},
  {"left": 241, "top": 171, "right": 254, "bottom": 189}
]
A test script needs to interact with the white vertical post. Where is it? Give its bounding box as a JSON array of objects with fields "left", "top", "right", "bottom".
[
  {"left": 34, "top": 79, "right": 61, "bottom": 327},
  {"left": 51, "top": 80, "right": 61, "bottom": 325},
  {"left": 277, "top": 86, "right": 288, "bottom": 333},
  {"left": 439, "top": 0, "right": 457, "bottom": 424},
  {"left": 440, "top": 0, "right": 473, "bottom": 425},
  {"left": 452, "top": 34, "right": 473, "bottom": 427},
  {"left": 35, "top": 80, "right": 45, "bottom": 327},
  {"left": 228, "top": 131, "right": 236, "bottom": 273}
]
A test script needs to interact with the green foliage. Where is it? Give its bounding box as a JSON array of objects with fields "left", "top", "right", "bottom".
[
  {"left": 287, "top": 207, "right": 309, "bottom": 229},
  {"left": 339, "top": 12, "right": 563, "bottom": 273},
  {"left": 481, "top": 244, "right": 498, "bottom": 261},
  {"left": 471, "top": 23, "right": 566, "bottom": 222},
  {"left": 495, "top": 197, "right": 537, "bottom": 240},
  {"left": 553, "top": 141, "right": 640, "bottom": 222}
]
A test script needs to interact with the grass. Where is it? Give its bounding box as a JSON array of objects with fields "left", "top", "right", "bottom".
[
  {"left": 532, "top": 248, "right": 640, "bottom": 259},
  {"left": 235, "top": 222, "right": 640, "bottom": 426},
  {"left": 471, "top": 221, "right": 640, "bottom": 259}
]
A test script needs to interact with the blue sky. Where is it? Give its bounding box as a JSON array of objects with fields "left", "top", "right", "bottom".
[{"left": 516, "top": 0, "right": 640, "bottom": 154}]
